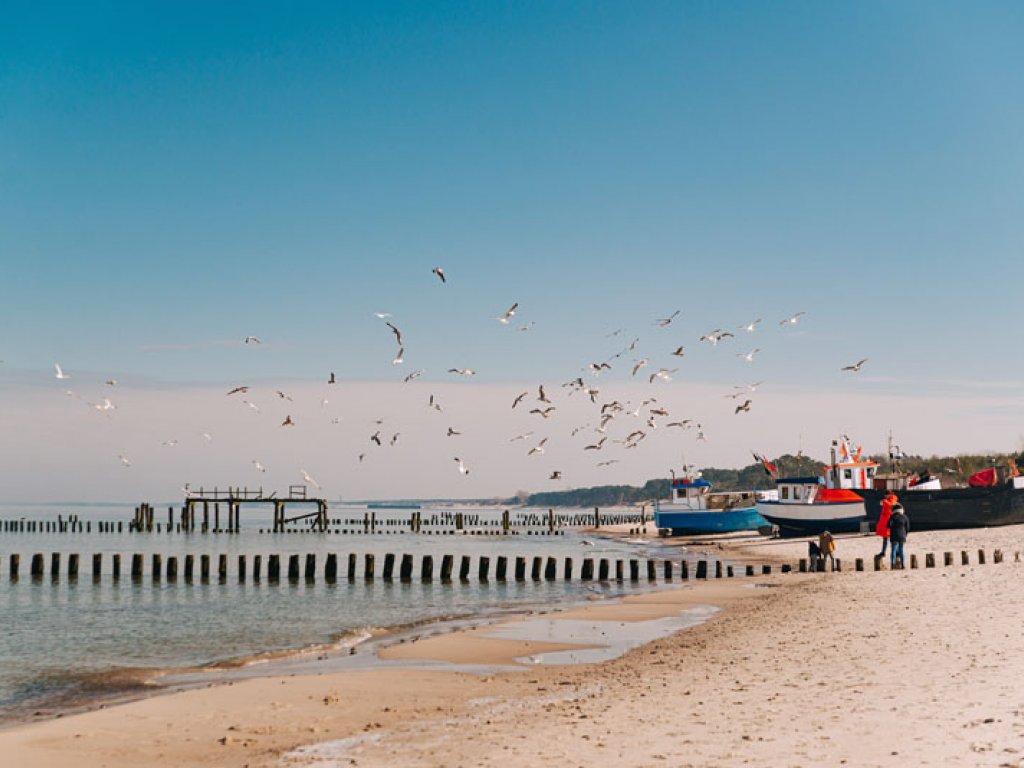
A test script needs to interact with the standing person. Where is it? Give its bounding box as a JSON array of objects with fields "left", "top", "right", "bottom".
[
  {"left": 877, "top": 491, "right": 897, "bottom": 559},
  {"left": 818, "top": 530, "right": 836, "bottom": 570},
  {"left": 888, "top": 503, "right": 910, "bottom": 569}
]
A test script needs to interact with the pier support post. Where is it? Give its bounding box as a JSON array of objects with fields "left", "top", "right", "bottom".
[
  {"left": 200, "top": 554, "right": 210, "bottom": 581},
  {"left": 92, "top": 553, "right": 102, "bottom": 579},
  {"left": 305, "top": 554, "right": 316, "bottom": 581},
  {"left": 478, "top": 556, "right": 490, "bottom": 581},
  {"left": 325, "top": 553, "right": 337, "bottom": 582},
  {"left": 646, "top": 559, "right": 656, "bottom": 581},
  {"left": 514, "top": 556, "right": 526, "bottom": 582},
  {"left": 440, "top": 554, "right": 453, "bottom": 582},
  {"left": 421, "top": 555, "right": 433, "bottom": 582},
  {"left": 364, "top": 553, "right": 375, "bottom": 580},
  {"left": 496, "top": 556, "right": 508, "bottom": 581},
  {"left": 581, "top": 558, "right": 594, "bottom": 581},
  {"left": 629, "top": 559, "right": 639, "bottom": 581},
  {"left": 545, "top": 556, "right": 557, "bottom": 581},
  {"left": 268, "top": 554, "right": 280, "bottom": 582},
  {"left": 400, "top": 554, "right": 414, "bottom": 582},
  {"left": 383, "top": 553, "right": 395, "bottom": 580},
  {"left": 253, "top": 555, "right": 262, "bottom": 581},
  {"left": 978, "top": 549, "right": 986, "bottom": 565},
  {"left": 925, "top": 553, "right": 935, "bottom": 568},
  {"left": 695, "top": 560, "right": 707, "bottom": 580},
  {"left": 563, "top": 557, "right": 572, "bottom": 581},
  {"left": 663, "top": 560, "right": 673, "bottom": 581},
  {"left": 238, "top": 555, "right": 247, "bottom": 582},
  {"left": 944, "top": 552, "right": 954, "bottom": 566},
  {"left": 112, "top": 554, "right": 120, "bottom": 579},
  {"left": 185, "top": 554, "right": 194, "bottom": 582},
  {"left": 131, "top": 553, "right": 143, "bottom": 580},
  {"left": 598, "top": 558, "right": 609, "bottom": 581},
  {"left": 460, "top": 555, "right": 471, "bottom": 581}
]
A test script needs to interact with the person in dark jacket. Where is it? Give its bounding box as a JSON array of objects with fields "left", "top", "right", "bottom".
[{"left": 888, "top": 503, "right": 910, "bottom": 569}]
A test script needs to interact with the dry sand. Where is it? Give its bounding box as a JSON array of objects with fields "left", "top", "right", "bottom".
[{"left": 4, "top": 525, "right": 1024, "bottom": 767}]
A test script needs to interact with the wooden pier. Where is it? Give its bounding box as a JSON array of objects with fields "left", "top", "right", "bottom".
[{"left": 168, "top": 485, "right": 328, "bottom": 533}]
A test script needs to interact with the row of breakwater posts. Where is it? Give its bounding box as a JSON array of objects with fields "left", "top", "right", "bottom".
[
  {"left": 0, "top": 548, "right": 1018, "bottom": 584},
  {"left": 0, "top": 504, "right": 648, "bottom": 536}
]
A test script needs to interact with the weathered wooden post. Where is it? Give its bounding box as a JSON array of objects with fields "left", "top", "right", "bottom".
[
  {"left": 203, "top": 501, "right": 209, "bottom": 533},
  {"left": 167, "top": 556, "right": 178, "bottom": 581},
  {"left": 184, "top": 554, "right": 194, "bottom": 581},
  {"left": 304, "top": 554, "right": 316, "bottom": 581},
  {"left": 201, "top": 554, "right": 211, "bottom": 581},
  {"left": 253, "top": 555, "right": 262, "bottom": 581},
  {"left": 563, "top": 557, "right": 573, "bottom": 580},
  {"left": 219, "top": 554, "right": 228, "bottom": 582},
  {"left": 420, "top": 555, "right": 434, "bottom": 581},
  {"left": 799, "top": 558, "right": 808, "bottom": 573},
  {"left": 68, "top": 553, "right": 79, "bottom": 579},
  {"left": 531, "top": 556, "right": 542, "bottom": 581},
  {"left": 238, "top": 554, "right": 247, "bottom": 582},
  {"left": 288, "top": 554, "right": 300, "bottom": 581},
  {"left": 581, "top": 558, "right": 594, "bottom": 580},
  {"left": 646, "top": 559, "right": 656, "bottom": 581},
  {"left": 663, "top": 560, "right": 673, "bottom": 580},
  {"left": 715, "top": 560, "right": 723, "bottom": 579},
  {"left": 92, "top": 553, "right": 102, "bottom": 579},
  {"left": 598, "top": 558, "right": 609, "bottom": 581},
  {"left": 9, "top": 554, "right": 19, "bottom": 579},
  {"left": 268, "top": 554, "right": 280, "bottom": 581},
  {"left": 744, "top": 564, "right": 753, "bottom": 577},
  {"left": 51, "top": 552, "right": 61, "bottom": 579},
  {"left": 325, "top": 553, "right": 337, "bottom": 582},
  {"left": 214, "top": 502, "right": 221, "bottom": 533},
  {"left": 910, "top": 554, "right": 918, "bottom": 569},
  {"left": 682, "top": 560, "right": 690, "bottom": 579},
  {"left": 594, "top": 507, "right": 600, "bottom": 529},
  {"left": 514, "top": 556, "right": 526, "bottom": 581},
  {"left": 131, "top": 553, "right": 143, "bottom": 580},
  {"left": 479, "top": 555, "right": 490, "bottom": 581},
  {"left": 364, "top": 553, "right": 375, "bottom": 580},
  {"left": 762, "top": 565, "right": 772, "bottom": 575},
  {"left": 994, "top": 549, "right": 1004, "bottom": 564},
  {"left": 383, "top": 553, "right": 395, "bottom": 580},
  {"left": 855, "top": 558, "right": 864, "bottom": 571},
  {"left": 961, "top": 550, "right": 970, "bottom": 565},
  {"left": 460, "top": 555, "right": 471, "bottom": 581},
  {"left": 616, "top": 559, "right": 624, "bottom": 581},
  {"left": 400, "top": 554, "right": 413, "bottom": 582},
  {"left": 440, "top": 554, "right": 453, "bottom": 582},
  {"left": 502, "top": 510, "right": 510, "bottom": 534},
  {"left": 545, "top": 556, "right": 557, "bottom": 581},
  {"left": 496, "top": 555, "right": 508, "bottom": 581},
  {"left": 112, "top": 554, "right": 121, "bottom": 579},
  {"left": 629, "top": 559, "right": 639, "bottom": 581}
]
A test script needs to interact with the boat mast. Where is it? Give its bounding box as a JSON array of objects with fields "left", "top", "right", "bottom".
[{"left": 830, "top": 440, "right": 838, "bottom": 487}]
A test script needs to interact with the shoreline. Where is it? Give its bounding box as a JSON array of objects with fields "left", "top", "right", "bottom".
[{"left": 6, "top": 525, "right": 1024, "bottom": 766}]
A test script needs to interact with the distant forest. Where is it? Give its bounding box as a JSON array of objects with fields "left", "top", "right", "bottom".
[{"left": 516, "top": 451, "right": 1024, "bottom": 508}]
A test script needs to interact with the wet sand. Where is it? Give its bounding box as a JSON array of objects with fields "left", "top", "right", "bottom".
[{"left": 4, "top": 525, "right": 1024, "bottom": 766}]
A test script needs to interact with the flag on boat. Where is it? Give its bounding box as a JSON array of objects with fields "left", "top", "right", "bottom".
[
  {"left": 752, "top": 451, "right": 778, "bottom": 477},
  {"left": 968, "top": 467, "right": 999, "bottom": 487}
]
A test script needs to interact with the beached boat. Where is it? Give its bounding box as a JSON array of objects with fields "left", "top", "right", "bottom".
[
  {"left": 855, "top": 468, "right": 1024, "bottom": 531},
  {"left": 654, "top": 476, "right": 765, "bottom": 536},
  {"left": 755, "top": 437, "right": 879, "bottom": 536}
]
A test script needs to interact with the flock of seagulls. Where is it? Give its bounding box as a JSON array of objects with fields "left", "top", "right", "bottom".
[{"left": 44, "top": 264, "right": 874, "bottom": 489}]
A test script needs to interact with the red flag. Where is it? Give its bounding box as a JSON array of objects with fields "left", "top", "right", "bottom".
[{"left": 968, "top": 467, "right": 998, "bottom": 487}]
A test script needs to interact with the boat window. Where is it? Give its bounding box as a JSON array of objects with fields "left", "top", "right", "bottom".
[
  {"left": 844, "top": 469, "right": 853, "bottom": 480},
  {"left": 781, "top": 487, "right": 789, "bottom": 500}
]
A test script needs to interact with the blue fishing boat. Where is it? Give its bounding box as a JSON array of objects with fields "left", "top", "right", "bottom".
[{"left": 654, "top": 476, "right": 766, "bottom": 536}]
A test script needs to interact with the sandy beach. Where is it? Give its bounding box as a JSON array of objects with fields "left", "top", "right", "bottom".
[{"left": 4, "top": 525, "right": 1024, "bottom": 767}]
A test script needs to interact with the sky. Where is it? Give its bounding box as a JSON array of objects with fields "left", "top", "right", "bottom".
[{"left": 2, "top": 1, "right": 1023, "bottom": 502}]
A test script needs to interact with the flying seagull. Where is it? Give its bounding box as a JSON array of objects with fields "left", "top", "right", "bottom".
[
  {"left": 276, "top": 390, "right": 293, "bottom": 401},
  {"left": 370, "top": 431, "right": 382, "bottom": 446},
  {"left": 736, "top": 348, "right": 760, "bottom": 363},
  {"left": 841, "top": 358, "right": 869, "bottom": 372},
  {"left": 528, "top": 437, "right": 548, "bottom": 455},
  {"left": 105, "top": 379, "right": 117, "bottom": 386},
  {"left": 328, "top": 372, "right": 336, "bottom": 384},
  {"left": 779, "top": 311, "right": 806, "bottom": 326},
  {"left": 404, "top": 369, "right": 423, "bottom": 383},
  {"left": 54, "top": 363, "right": 70, "bottom": 380},
  {"left": 243, "top": 400, "right": 260, "bottom": 413},
  {"left": 117, "top": 454, "right": 131, "bottom": 467},
  {"left": 454, "top": 456, "right": 469, "bottom": 474},
  {"left": 671, "top": 346, "right": 685, "bottom": 357},
  {"left": 495, "top": 302, "right": 519, "bottom": 324},
  {"left": 385, "top": 322, "right": 403, "bottom": 347},
  {"left": 448, "top": 368, "right": 475, "bottom": 376},
  {"left": 530, "top": 406, "right": 556, "bottom": 419},
  {"left": 390, "top": 432, "right": 400, "bottom": 446},
  {"left": 161, "top": 439, "right": 178, "bottom": 447},
  {"left": 252, "top": 460, "right": 266, "bottom": 473},
  {"left": 244, "top": 336, "right": 262, "bottom": 344},
  {"left": 373, "top": 311, "right": 393, "bottom": 319},
  {"left": 734, "top": 399, "right": 752, "bottom": 414},
  {"left": 549, "top": 471, "right": 562, "bottom": 480},
  {"left": 301, "top": 469, "right": 321, "bottom": 489},
  {"left": 509, "top": 431, "right": 534, "bottom": 442},
  {"left": 538, "top": 384, "right": 551, "bottom": 403},
  {"left": 739, "top": 319, "right": 762, "bottom": 333},
  {"left": 446, "top": 427, "right": 461, "bottom": 437},
  {"left": 226, "top": 386, "right": 249, "bottom": 396},
  {"left": 392, "top": 347, "right": 404, "bottom": 365},
  {"left": 631, "top": 359, "right": 649, "bottom": 376},
  {"left": 281, "top": 415, "right": 295, "bottom": 426},
  {"left": 655, "top": 310, "right": 680, "bottom": 327},
  {"left": 432, "top": 266, "right": 446, "bottom": 284}
]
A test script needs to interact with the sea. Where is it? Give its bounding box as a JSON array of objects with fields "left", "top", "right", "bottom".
[{"left": 0, "top": 501, "right": 699, "bottom": 724}]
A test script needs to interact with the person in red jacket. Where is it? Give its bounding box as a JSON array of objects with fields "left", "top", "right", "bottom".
[{"left": 876, "top": 491, "right": 897, "bottom": 558}]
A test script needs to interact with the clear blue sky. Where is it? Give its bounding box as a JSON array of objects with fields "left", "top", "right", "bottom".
[{"left": 1, "top": 2, "right": 1023, "bottom": 499}]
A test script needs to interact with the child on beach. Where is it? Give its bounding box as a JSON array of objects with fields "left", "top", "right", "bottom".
[{"left": 888, "top": 503, "right": 910, "bottom": 569}]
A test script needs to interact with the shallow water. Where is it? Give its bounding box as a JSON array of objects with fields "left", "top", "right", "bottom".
[{"left": 0, "top": 503, "right": 687, "bottom": 722}]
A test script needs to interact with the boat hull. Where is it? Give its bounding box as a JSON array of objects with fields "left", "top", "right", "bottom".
[
  {"left": 756, "top": 501, "right": 866, "bottom": 536},
  {"left": 856, "top": 485, "right": 1024, "bottom": 531},
  {"left": 654, "top": 506, "right": 766, "bottom": 536}
]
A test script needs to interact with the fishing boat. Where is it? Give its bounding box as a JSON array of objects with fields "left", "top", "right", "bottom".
[
  {"left": 755, "top": 437, "right": 879, "bottom": 536},
  {"left": 654, "top": 475, "right": 765, "bottom": 536}
]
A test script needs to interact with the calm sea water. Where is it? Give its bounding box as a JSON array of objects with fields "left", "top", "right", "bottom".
[{"left": 0, "top": 503, "right": 682, "bottom": 722}]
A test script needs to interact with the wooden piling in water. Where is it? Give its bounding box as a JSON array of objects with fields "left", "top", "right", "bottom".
[
  {"left": 598, "top": 558, "right": 609, "bottom": 581},
  {"left": 92, "top": 553, "right": 102, "bottom": 578},
  {"left": 9, "top": 553, "right": 19, "bottom": 579},
  {"left": 563, "top": 557, "right": 573, "bottom": 580},
  {"left": 200, "top": 554, "right": 211, "bottom": 581},
  {"left": 545, "top": 556, "right": 556, "bottom": 581},
  {"left": 325, "top": 553, "right": 337, "bottom": 582},
  {"left": 185, "top": 554, "right": 194, "bottom": 581},
  {"left": 131, "top": 553, "right": 143, "bottom": 580},
  {"left": 581, "top": 558, "right": 594, "bottom": 581},
  {"left": 421, "top": 555, "right": 433, "bottom": 581},
  {"left": 961, "top": 550, "right": 970, "bottom": 565},
  {"left": 646, "top": 559, "right": 656, "bottom": 581},
  {"left": 112, "top": 554, "right": 120, "bottom": 579},
  {"left": 715, "top": 560, "right": 723, "bottom": 579},
  {"left": 304, "top": 554, "right": 316, "bottom": 580},
  {"left": 681, "top": 560, "right": 690, "bottom": 580},
  {"left": 253, "top": 554, "right": 262, "bottom": 581},
  {"left": 68, "top": 553, "right": 79, "bottom": 578},
  {"left": 382, "top": 553, "right": 395, "bottom": 580},
  {"left": 268, "top": 554, "right": 280, "bottom": 581},
  {"left": 51, "top": 552, "right": 60, "bottom": 579},
  {"left": 616, "top": 559, "right": 624, "bottom": 581},
  {"left": 365, "top": 553, "right": 375, "bottom": 580},
  {"left": 287, "top": 554, "right": 299, "bottom": 581},
  {"left": 151, "top": 553, "right": 162, "bottom": 581},
  {"left": 744, "top": 564, "right": 753, "bottom": 577},
  {"left": 440, "top": 554, "right": 453, "bottom": 582},
  {"left": 496, "top": 555, "right": 508, "bottom": 581},
  {"left": 629, "top": 559, "right": 639, "bottom": 581},
  {"left": 663, "top": 560, "right": 672, "bottom": 581},
  {"left": 531, "top": 556, "right": 542, "bottom": 581},
  {"left": 167, "top": 556, "right": 178, "bottom": 581},
  {"left": 400, "top": 554, "right": 413, "bottom": 582},
  {"left": 460, "top": 555, "right": 471, "bottom": 581},
  {"left": 219, "top": 554, "right": 228, "bottom": 582},
  {"left": 238, "top": 555, "right": 247, "bottom": 582},
  {"left": 479, "top": 555, "right": 490, "bottom": 581}
]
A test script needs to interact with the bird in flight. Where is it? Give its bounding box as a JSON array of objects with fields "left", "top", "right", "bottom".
[
  {"left": 432, "top": 266, "right": 446, "bottom": 283},
  {"left": 390, "top": 433, "right": 400, "bottom": 446},
  {"left": 226, "top": 386, "right": 249, "bottom": 396},
  {"left": 252, "top": 460, "right": 266, "bottom": 473},
  {"left": 105, "top": 379, "right": 117, "bottom": 386},
  {"left": 538, "top": 384, "right": 551, "bottom": 403},
  {"left": 448, "top": 368, "right": 475, "bottom": 376},
  {"left": 649, "top": 368, "right": 676, "bottom": 383},
  {"left": 597, "top": 459, "right": 619, "bottom": 467},
  {"left": 117, "top": 454, "right": 131, "bottom": 467},
  {"left": 549, "top": 471, "right": 562, "bottom": 481},
  {"left": 386, "top": 322, "right": 403, "bottom": 347},
  {"left": 392, "top": 347, "right": 404, "bottom": 365},
  {"left": 454, "top": 457, "right": 469, "bottom": 474},
  {"left": 734, "top": 400, "right": 752, "bottom": 414},
  {"left": 244, "top": 336, "right": 262, "bottom": 344},
  {"left": 446, "top": 427, "right": 461, "bottom": 437},
  {"left": 528, "top": 437, "right": 548, "bottom": 456},
  {"left": 370, "top": 431, "right": 382, "bottom": 446},
  {"left": 276, "top": 390, "right": 293, "bottom": 401},
  {"left": 739, "top": 319, "right": 762, "bottom": 333},
  {"left": 840, "top": 358, "right": 869, "bottom": 372},
  {"left": 54, "top": 363, "right": 70, "bottom": 380},
  {"left": 428, "top": 394, "right": 443, "bottom": 411},
  {"left": 631, "top": 359, "right": 648, "bottom": 377},
  {"left": 243, "top": 400, "right": 260, "bottom": 413},
  {"left": 509, "top": 431, "right": 534, "bottom": 442},
  {"left": 530, "top": 406, "right": 556, "bottom": 419},
  {"left": 281, "top": 415, "right": 295, "bottom": 426},
  {"left": 495, "top": 302, "right": 519, "bottom": 324},
  {"left": 301, "top": 469, "right": 321, "bottom": 489},
  {"left": 584, "top": 437, "right": 607, "bottom": 451},
  {"left": 373, "top": 311, "right": 393, "bottom": 319},
  {"left": 779, "top": 311, "right": 806, "bottom": 326},
  {"left": 736, "top": 348, "right": 760, "bottom": 363},
  {"left": 92, "top": 397, "right": 116, "bottom": 412},
  {"left": 404, "top": 369, "right": 423, "bottom": 383},
  {"left": 200, "top": 432, "right": 213, "bottom": 442},
  {"left": 699, "top": 329, "right": 726, "bottom": 345},
  {"left": 328, "top": 372, "right": 336, "bottom": 384},
  {"left": 666, "top": 420, "right": 693, "bottom": 428},
  {"left": 512, "top": 391, "right": 528, "bottom": 409},
  {"left": 517, "top": 321, "right": 535, "bottom": 332},
  {"left": 161, "top": 439, "right": 178, "bottom": 447},
  {"left": 671, "top": 346, "right": 685, "bottom": 357},
  {"left": 655, "top": 310, "right": 680, "bottom": 327},
  {"left": 588, "top": 362, "right": 611, "bottom": 377}
]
